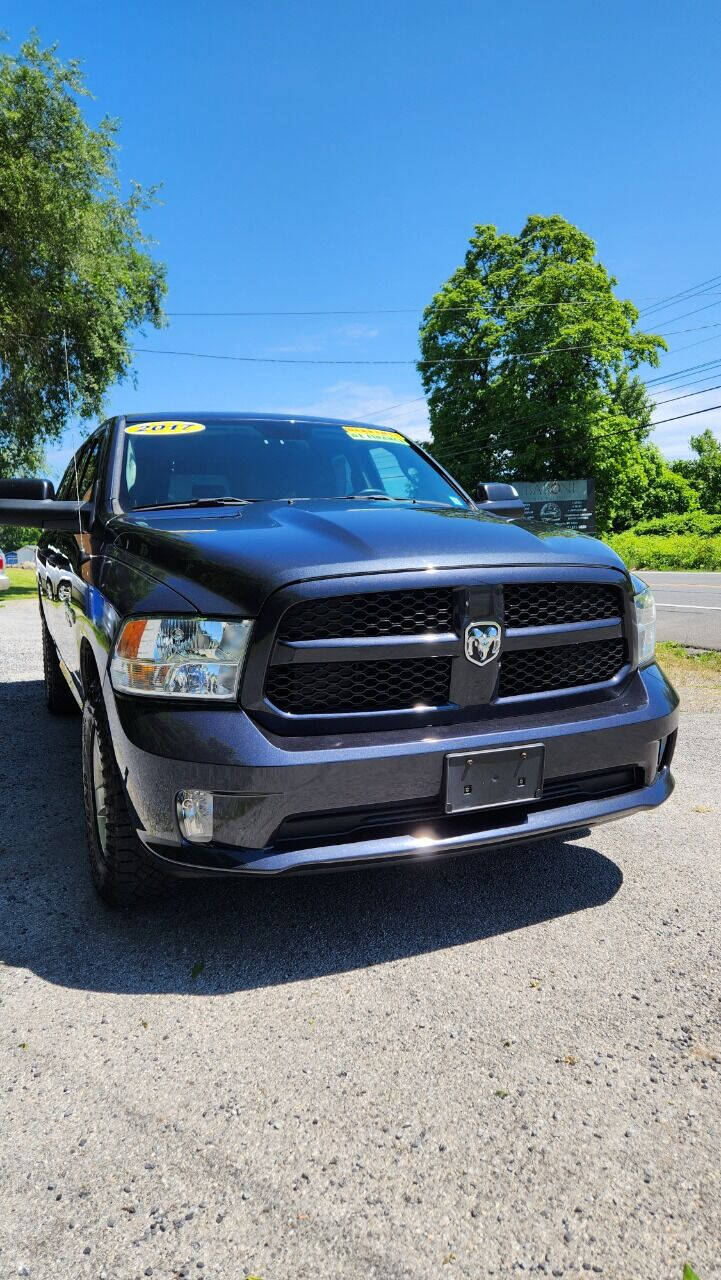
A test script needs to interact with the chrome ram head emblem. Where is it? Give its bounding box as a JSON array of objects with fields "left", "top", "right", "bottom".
[{"left": 464, "top": 621, "right": 502, "bottom": 666}]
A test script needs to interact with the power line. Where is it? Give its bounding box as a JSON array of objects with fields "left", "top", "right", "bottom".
[
  {"left": 639, "top": 272, "right": 721, "bottom": 317},
  {"left": 644, "top": 332, "right": 721, "bottom": 361},
  {"left": 130, "top": 328, "right": 721, "bottom": 376},
  {"left": 163, "top": 283, "right": 721, "bottom": 320},
  {"left": 643, "top": 296, "right": 721, "bottom": 327},
  {"left": 366, "top": 369, "right": 721, "bottom": 429},
  {"left": 642, "top": 284, "right": 721, "bottom": 320},
  {"left": 130, "top": 319, "right": 721, "bottom": 369},
  {"left": 422, "top": 406, "right": 719, "bottom": 476},
  {"left": 644, "top": 354, "right": 721, "bottom": 385},
  {"left": 368, "top": 401, "right": 428, "bottom": 422},
  {"left": 349, "top": 395, "right": 672, "bottom": 477},
  {"left": 656, "top": 321, "right": 721, "bottom": 338},
  {"left": 652, "top": 400, "right": 721, "bottom": 427},
  {"left": 162, "top": 275, "right": 721, "bottom": 321},
  {"left": 129, "top": 343, "right": 577, "bottom": 366},
  {"left": 362, "top": 396, "right": 428, "bottom": 420},
  {"left": 147, "top": 269, "right": 721, "bottom": 457},
  {"left": 164, "top": 296, "right": 653, "bottom": 318},
  {"left": 384, "top": 356, "right": 721, "bottom": 411},
  {"left": 653, "top": 380, "right": 721, "bottom": 405},
  {"left": 411, "top": 395, "right": 721, "bottom": 475}
]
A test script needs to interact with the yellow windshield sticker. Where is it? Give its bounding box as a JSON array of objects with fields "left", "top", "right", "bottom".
[
  {"left": 125, "top": 420, "right": 206, "bottom": 436},
  {"left": 343, "top": 425, "right": 408, "bottom": 444}
]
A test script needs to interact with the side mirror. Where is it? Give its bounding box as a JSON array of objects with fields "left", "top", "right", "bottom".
[
  {"left": 0, "top": 477, "right": 56, "bottom": 501},
  {"left": 475, "top": 482, "right": 525, "bottom": 520},
  {"left": 0, "top": 478, "right": 93, "bottom": 531}
]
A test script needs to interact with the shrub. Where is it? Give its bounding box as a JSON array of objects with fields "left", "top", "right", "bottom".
[
  {"left": 607, "top": 532, "right": 721, "bottom": 571},
  {"left": 630, "top": 511, "right": 721, "bottom": 538}
]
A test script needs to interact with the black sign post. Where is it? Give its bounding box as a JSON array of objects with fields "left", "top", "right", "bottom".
[{"left": 513, "top": 479, "right": 595, "bottom": 533}]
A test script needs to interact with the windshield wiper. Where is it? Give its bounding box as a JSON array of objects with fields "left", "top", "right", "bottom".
[
  {"left": 272, "top": 493, "right": 418, "bottom": 504},
  {"left": 344, "top": 493, "right": 416, "bottom": 502},
  {"left": 134, "top": 497, "right": 257, "bottom": 511}
]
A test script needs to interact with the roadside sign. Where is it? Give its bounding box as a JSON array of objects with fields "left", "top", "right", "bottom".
[{"left": 513, "top": 479, "right": 595, "bottom": 533}]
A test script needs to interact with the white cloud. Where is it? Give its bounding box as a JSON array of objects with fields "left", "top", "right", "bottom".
[
  {"left": 265, "top": 322, "right": 379, "bottom": 356},
  {"left": 264, "top": 335, "right": 328, "bottom": 356},
  {"left": 291, "top": 380, "right": 430, "bottom": 440},
  {"left": 334, "top": 323, "right": 380, "bottom": 343},
  {"left": 651, "top": 384, "right": 721, "bottom": 458}
]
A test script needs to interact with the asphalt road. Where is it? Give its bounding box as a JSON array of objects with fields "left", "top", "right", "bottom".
[
  {"left": 640, "top": 571, "right": 721, "bottom": 649},
  {"left": 1, "top": 600, "right": 720, "bottom": 1280}
]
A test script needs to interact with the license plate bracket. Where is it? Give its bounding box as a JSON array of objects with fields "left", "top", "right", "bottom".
[{"left": 444, "top": 743, "right": 545, "bottom": 814}]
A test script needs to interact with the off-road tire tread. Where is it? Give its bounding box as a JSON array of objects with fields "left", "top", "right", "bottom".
[
  {"left": 41, "top": 608, "right": 79, "bottom": 715},
  {"left": 82, "top": 675, "right": 168, "bottom": 906}
]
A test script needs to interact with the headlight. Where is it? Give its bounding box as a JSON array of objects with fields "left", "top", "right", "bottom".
[
  {"left": 110, "top": 616, "right": 253, "bottom": 699},
  {"left": 631, "top": 576, "right": 656, "bottom": 667}
]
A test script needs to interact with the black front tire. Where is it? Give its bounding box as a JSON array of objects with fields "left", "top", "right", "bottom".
[
  {"left": 82, "top": 675, "right": 169, "bottom": 906},
  {"left": 41, "top": 611, "right": 79, "bottom": 715}
]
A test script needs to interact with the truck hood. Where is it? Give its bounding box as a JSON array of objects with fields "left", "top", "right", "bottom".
[{"left": 107, "top": 499, "right": 627, "bottom": 615}]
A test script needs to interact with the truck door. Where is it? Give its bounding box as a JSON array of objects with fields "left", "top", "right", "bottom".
[
  {"left": 37, "top": 442, "right": 90, "bottom": 659},
  {"left": 44, "top": 431, "right": 106, "bottom": 692}
]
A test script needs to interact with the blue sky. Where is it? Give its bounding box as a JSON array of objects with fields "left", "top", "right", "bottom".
[{"left": 9, "top": 0, "right": 721, "bottom": 479}]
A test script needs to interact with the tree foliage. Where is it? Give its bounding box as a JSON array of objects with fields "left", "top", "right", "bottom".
[
  {"left": 0, "top": 523, "right": 39, "bottom": 551},
  {"left": 671, "top": 428, "right": 721, "bottom": 513},
  {"left": 0, "top": 34, "right": 166, "bottom": 474},
  {"left": 418, "top": 215, "right": 690, "bottom": 530},
  {"left": 604, "top": 442, "right": 698, "bottom": 530}
]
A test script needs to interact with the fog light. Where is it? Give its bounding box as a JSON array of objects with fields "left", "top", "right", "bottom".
[{"left": 176, "top": 789, "right": 214, "bottom": 843}]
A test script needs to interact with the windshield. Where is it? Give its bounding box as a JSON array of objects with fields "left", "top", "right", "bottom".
[{"left": 117, "top": 418, "right": 469, "bottom": 511}]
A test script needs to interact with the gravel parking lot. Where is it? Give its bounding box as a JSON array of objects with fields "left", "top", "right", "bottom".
[{"left": 1, "top": 598, "right": 720, "bottom": 1279}]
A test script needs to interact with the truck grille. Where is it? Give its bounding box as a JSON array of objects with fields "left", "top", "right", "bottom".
[
  {"left": 265, "top": 657, "right": 453, "bottom": 715},
  {"left": 499, "top": 638, "right": 626, "bottom": 698},
  {"left": 278, "top": 588, "right": 455, "bottom": 640},
  {"left": 504, "top": 582, "right": 621, "bottom": 628},
  {"left": 261, "top": 579, "right": 628, "bottom": 720}
]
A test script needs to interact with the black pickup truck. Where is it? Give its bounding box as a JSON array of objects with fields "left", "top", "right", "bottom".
[{"left": 0, "top": 412, "right": 678, "bottom": 905}]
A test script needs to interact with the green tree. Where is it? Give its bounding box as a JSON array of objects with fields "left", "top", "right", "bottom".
[
  {"left": 671, "top": 428, "right": 721, "bottom": 513},
  {"left": 0, "top": 523, "right": 39, "bottom": 550},
  {"left": 0, "top": 34, "right": 166, "bottom": 475},
  {"left": 418, "top": 215, "right": 680, "bottom": 530},
  {"left": 604, "top": 442, "right": 699, "bottom": 529}
]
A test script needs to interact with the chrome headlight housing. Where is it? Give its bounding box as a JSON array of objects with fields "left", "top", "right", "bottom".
[
  {"left": 630, "top": 575, "right": 656, "bottom": 667},
  {"left": 110, "top": 616, "right": 253, "bottom": 699}
]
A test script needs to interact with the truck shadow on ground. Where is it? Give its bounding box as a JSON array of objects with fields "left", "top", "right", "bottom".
[{"left": 1, "top": 679, "right": 624, "bottom": 996}]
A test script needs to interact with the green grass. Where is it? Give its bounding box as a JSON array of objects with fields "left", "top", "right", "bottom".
[
  {"left": 656, "top": 642, "right": 721, "bottom": 710},
  {"left": 0, "top": 565, "right": 38, "bottom": 604},
  {"left": 657, "top": 642, "right": 721, "bottom": 673}
]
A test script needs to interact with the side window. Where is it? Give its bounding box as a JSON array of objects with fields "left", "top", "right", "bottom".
[
  {"left": 124, "top": 437, "right": 137, "bottom": 499},
  {"left": 78, "top": 433, "right": 105, "bottom": 502},
  {"left": 55, "top": 442, "right": 91, "bottom": 501}
]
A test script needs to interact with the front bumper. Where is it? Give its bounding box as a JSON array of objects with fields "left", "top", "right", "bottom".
[{"left": 104, "top": 662, "right": 679, "bottom": 877}]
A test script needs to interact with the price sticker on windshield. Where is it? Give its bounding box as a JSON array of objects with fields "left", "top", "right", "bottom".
[
  {"left": 125, "top": 421, "right": 206, "bottom": 436},
  {"left": 343, "top": 426, "right": 409, "bottom": 444}
]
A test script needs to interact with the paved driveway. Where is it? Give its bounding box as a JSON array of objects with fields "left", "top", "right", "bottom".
[{"left": 1, "top": 600, "right": 719, "bottom": 1279}]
